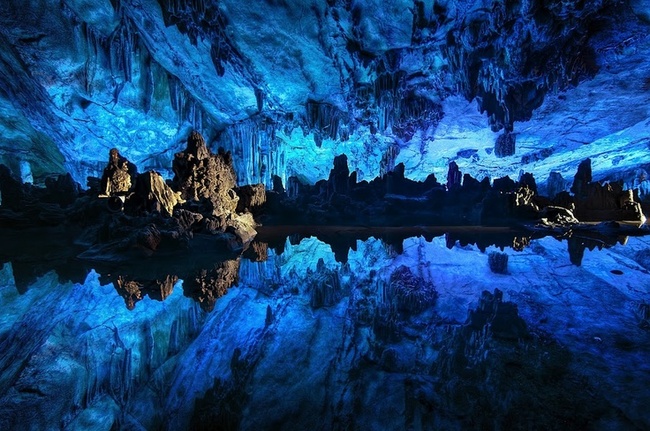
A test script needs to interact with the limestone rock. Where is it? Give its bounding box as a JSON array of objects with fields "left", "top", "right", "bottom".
[
  {"left": 539, "top": 206, "right": 579, "bottom": 226},
  {"left": 547, "top": 171, "right": 566, "bottom": 199},
  {"left": 446, "top": 161, "right": 462, "bottom": 191},
  {"left": 328, "top": 154, "right": 350, "bottom": 196},
  {"left": 235, "top": 184, "right": 266, "bottom": 214},
  {"left": 633, "top": 169, "right": 649, "bottom": 202},
  {"left": 571, "top": 158, "right": 592, "bottom": 199},
  {"left": 0, "top": 164, "right": 26, "bottom": 210},
  {"left": 100, "top": 148, "right": 137, "bottom": 196},
  {"left": 174, "top": 209, "right": 204, "bottom": 232},
  {"left": 223, "top": 213, "right": 257, "bottom": 253},
  {"left": 173, "top": 131, "right": 237, "bottom": 214},
  {"left": 133, "top": 171, "right": 184, "bottom": 217},
  {"left": 44, "top": 173, "right": 80, "bottom": 207},
  {"left": 492, "top": 176, "right": 517, "bottom": 193},
  {"left": 519, "top": 172, "right": 537, "bottom": 194}
]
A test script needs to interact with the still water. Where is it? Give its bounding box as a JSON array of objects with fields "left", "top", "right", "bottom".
[{"left": 1, "top": 228, "right": 649, "bottom": 430}]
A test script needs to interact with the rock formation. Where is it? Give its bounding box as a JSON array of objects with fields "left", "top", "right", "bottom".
[
  {"left": 173, "top": 131, "right": 238, "bottom": 217},
  {"left": 262, "top": 154, "right": 647, "bottom": 228},
  {"left": 100, "top": 148, "right": 137, "bottom": 197},
  {"left": 132, "top": 171, "right": 184, "bottom": 217},
  {"left": 183, "top": 260, "right": 240, "bottom": 312},
  {"left": 235, "top": 184, "right": 266, "bottom": 215}
]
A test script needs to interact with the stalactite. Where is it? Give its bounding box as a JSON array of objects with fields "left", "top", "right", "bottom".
[
  {"left": 217, "top": 118, "right": 285, "bottom": 187},
  {"left": 108, "top": 21, "right": 136, "bottom": 83},
  {"left": 380, "top": 145, "right": 400, "bottom": 178},
  {"left": 140, "top": 320, "right": 156, "bottom": 381},
  {"left": 141, "top": 51, "right": 154, "bottom": 114},
  {"left": 210, "top": 39, "right": 226, "bottom": 77},
  {"left": 305, "top": 100, "right": 347, "bottom": 141}
]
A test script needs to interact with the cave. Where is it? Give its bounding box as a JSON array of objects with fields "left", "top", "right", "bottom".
[{"left": 1, "top": 1, "right": 650, "bottom": 430}]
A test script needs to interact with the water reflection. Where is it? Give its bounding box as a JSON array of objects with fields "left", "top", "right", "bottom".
[
  {"left": 1, "top": 226, "right": 649, "bottom": 429},
  {"left": 0, "top": 225, "right": 643, "bottom": 310}
]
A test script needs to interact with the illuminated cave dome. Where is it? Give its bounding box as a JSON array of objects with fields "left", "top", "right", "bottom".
[
  {"left": 0, "top": 0, "right": 649, "bottom": 195},
  {"left": 3, "top": 3, "right": 650, "bottom": 431}
]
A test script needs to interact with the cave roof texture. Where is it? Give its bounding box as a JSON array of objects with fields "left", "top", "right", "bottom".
[{"left": 1, "top": 0, "right": 649, "bottom": 188}]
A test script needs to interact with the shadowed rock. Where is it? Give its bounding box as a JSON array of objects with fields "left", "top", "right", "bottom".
[{"left": 133, "top": 171, "right": 184, "bottom": 217}]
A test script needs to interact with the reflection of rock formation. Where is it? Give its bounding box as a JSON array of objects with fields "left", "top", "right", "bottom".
[
  {"left": 423, "top": 289, "right": 608, "bottom": 429},
  {"left": 464, "top": 289, "right": 528, "bottom": 340},
  {"left": 488, "top": 251, "right": 508, "bottom": 274},
  {"left": 566, "top": 226, "right": 629, "bottom": 266},
  {"left": 243, "top": 241, "right": 268, "bottom": 262},
  {"left": 113, "top": 275, "right": 178, "bottom": 310},
  {"left": 109, "top": 259, "right": 240, "bottom": 312},
  {"left": 307, "top": 258, "right": 344, "bottom": 309},
  {"left": 385, "top": 265, "right": 437, "bottom": 314},
  {"left": 183, "top": 260, "right": 240, "bottom": 312}
]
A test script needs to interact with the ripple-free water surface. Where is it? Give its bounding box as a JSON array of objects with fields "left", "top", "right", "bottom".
[{"left": 1, "top": 231, "right": 649, "bottom": 430}]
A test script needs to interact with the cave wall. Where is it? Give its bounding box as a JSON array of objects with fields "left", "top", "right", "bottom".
[{"left": 0, "top": 0, "right": 649, "bottom": 190}]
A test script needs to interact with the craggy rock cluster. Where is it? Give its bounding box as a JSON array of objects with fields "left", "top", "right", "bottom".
[
  {"left": 95, "top": 132, "right": 262, "bottom": 256},
  {"left": 264, "top": 154, "right": 647, "bottom": 228},
  {"left": 0, "top": 131, "right": 264, "bottom": 261},
  {"left": 0, "top": 134, "right": 647, "bottom": 272},
  {"left": 173, "top": 131, "right": 238, "bottom": 216}
]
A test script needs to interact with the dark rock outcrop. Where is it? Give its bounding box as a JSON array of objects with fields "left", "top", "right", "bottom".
[
  {"left": 546, "top": 171, "right": 567, "bottom": 199},
  {"left": 235, "top": 184, "right": 266, "bottom": 214},
  {"left": 44, "top": 173, "right": 80, "bottom": 207},
  {"left": 446, "top": 161, "right": 462, "bottom": 192},
  {"left": 132, "top": 171, "right": 184, "bottom": 217},
  {"left": 0, "top": 164, "right": 26, "bottom": 210},
  {"left": 328, "top": 154, "right": 350, "bottom": 197},
  {"left": 571, "top": 158, "right": 592, "bottom": 199}
]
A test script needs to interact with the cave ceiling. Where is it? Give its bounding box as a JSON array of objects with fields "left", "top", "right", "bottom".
[{"left": 0, "top": 0, "right": 649, "bottom": 187}]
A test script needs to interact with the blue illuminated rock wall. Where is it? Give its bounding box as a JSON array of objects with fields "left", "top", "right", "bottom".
[{"left": 0, "top": 0, "right": 649, "bottom": 192}]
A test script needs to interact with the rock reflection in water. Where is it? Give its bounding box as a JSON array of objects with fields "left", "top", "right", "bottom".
[{"left": 1, "top": 228, "right": 650, "bottom": 430}]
